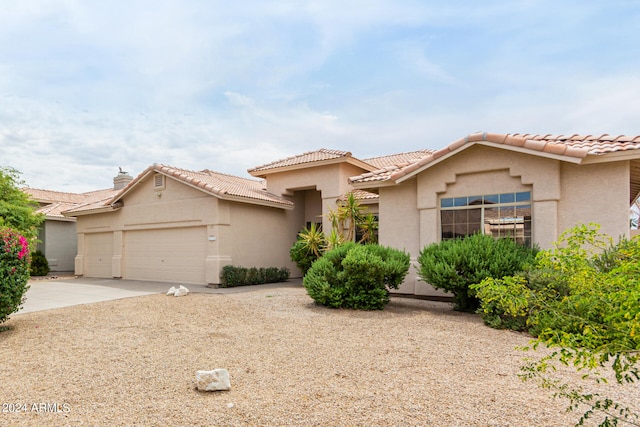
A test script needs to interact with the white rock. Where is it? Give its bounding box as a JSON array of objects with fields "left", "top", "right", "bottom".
[
  {"left": 174, "top": 285, "right": 189, "bottom": 297},
  {"left": 166, "top": 286, "right": 177, "bottom": 296},
  {"left": 196, "top": 369, "right": 231, "bottom": 391}
]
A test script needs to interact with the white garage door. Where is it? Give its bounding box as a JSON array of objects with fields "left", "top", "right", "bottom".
[
  {"left": 124, "top": 227, "right": 206, "bottom": 284},
  {"left": 85, "top": 232, "right": 113, "bottom": 278}
]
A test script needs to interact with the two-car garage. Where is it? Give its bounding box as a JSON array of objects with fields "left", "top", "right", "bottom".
[{"left": 82, "top": 227, "right": 207, "bottom": 285}]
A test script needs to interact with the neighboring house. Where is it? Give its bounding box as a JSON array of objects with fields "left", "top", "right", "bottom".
[
  {"left": 23, "top": 184, "right": 125, "bottom": 273},
  {"left": 61, "top": 132, "right": 640, "bottom": 296},
  {"left": 23, "top": 188, "right": 84, "bottom": 273}
]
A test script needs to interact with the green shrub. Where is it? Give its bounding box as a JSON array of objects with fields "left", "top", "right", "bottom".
[
  {"left": 29, "top": 249, "right": 49, "bottom": 276},
  {"left": 219, "top": 265, "right": 290, "bottom": 288},
  {"left": 303, "top": 242, "right": 410, "bottom": 310},
  {"left": 290, "top": 224, "right": 326, "bottom": 275},
  {"left": 471, "top": 224, "right": 640, "bottom": 426},
  {"left": 417, "top": 233, "right": 538, "bottom": 312},
  {"left": 0, "top": 227, "right": 31, "bottom": 324}
]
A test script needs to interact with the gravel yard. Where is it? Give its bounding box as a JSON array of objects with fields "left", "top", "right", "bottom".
[{"left": 1, "top": 285, "right": 636, "bottom": 426}]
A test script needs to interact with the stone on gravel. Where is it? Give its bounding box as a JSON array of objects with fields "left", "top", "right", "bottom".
[
  {"left": 174, "top": 285, "right": 189, "bottom": 297},
  {"left": 166, "top": 286, "right": 177, "bottom": 296},
  {"left": 196, "top": 369, "right": 231, "bottom": 391}
]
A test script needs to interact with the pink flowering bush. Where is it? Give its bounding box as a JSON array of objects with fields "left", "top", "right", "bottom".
[{"left": 0, "top": 227, "right": 31, "bottom": 324}]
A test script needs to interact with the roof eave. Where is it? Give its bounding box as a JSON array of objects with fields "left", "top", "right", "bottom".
[
  {"left": 217, "top": 193, "right": 294, "bottom": 210},
  {"left": 43, "top": 215, "right": 77, "bottom": 222},
  {"left": 62, "top": 205, "right": 120, "bottom": 217},
  {"left": 110, "top": 167, "right": 156, "bottom": 204},
  {"left": 249, "top": 157, "right": 374, "bottom": 178},
  {"left": 580, "top": 150, "right": 640, "bottom": 164},
  {"left": 350, "top": 179, "right": 397, "bottom": 190},
  {"left": 394, "top": 141, "right": 585, "bottom": 184}
]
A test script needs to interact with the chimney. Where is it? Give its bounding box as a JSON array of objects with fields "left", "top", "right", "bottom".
[{"left": 113, "top": 167, "right": 133, "bottom": 190}]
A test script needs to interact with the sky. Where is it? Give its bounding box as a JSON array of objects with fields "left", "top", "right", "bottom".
[{"left": 1, "top": 0, "right": 640, "bottom": 193}]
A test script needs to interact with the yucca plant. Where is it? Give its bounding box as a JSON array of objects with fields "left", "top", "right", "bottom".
[{"left": 289, "top": 223, "right": 326, "bottom": 274}]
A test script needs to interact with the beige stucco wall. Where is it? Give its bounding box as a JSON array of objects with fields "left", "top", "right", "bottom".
[
  {"left": 263, "top": 162, "right": 368, "bottom": 233},
  {"left": 558, "top": 161, "right": 630, "bottom": 239},
  {"left": 75, "top": 173, "right": 295, "bottom": 285},
  {"left": 378, "top": 144, "right": 633, "bottom": 296},
  {"left": 378, "top": 181, "right": 421, "bottom": 294},
  {"left": 226, "top": 201, "right": 297, "bottom": 272}
]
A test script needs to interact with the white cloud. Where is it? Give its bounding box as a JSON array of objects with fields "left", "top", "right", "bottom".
[{"left": 0, "top": 0, "right": 639, "bottom": 193}]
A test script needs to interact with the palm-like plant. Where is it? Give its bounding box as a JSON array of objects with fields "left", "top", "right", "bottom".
[
  {"left": 330, "top": 192, "right": 365, "bottom": 242},
  {"left": 358, "top": 213, "right": 378, "bottom": 244},
  {"left": 325, "top": 228, "right": 344, "bottom": 251},
  {"left": 298, "top": 223, "right": 325, "bottom": 257},
  {"left": 290, "top": 223, "right": 326, "bottom": 275}
]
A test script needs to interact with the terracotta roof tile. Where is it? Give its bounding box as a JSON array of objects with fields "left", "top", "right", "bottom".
[
  {"left": 35, "top": 202, "right": 79, "bottom": 219},
  {"left": 338, "top": 189, "right": 379, "bottom": 201},
  {"left": 362, "top": 149, "right": 434, "bottom": 169},
  {"left": 249, "top": 149, "right": 352, "bottom": 173},
  {"left": 23, "top": 188, "right": 88, "bottom": 204},
  {"left": 61, "top": 189, "right": 121, "bottom": 214},
  {"left": 388, "top": 132, "right": 640, "bottom": 182},
  {"left": 63, "top": 164, "right": 294, "bottom": 215},
  {"left": 350, "top": 149, "right": 435, "bottom": 184},
  {"left": 142, "top": 165, "right": 293, "bottom": 208}
]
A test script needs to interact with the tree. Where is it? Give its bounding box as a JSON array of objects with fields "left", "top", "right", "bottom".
[{"left": 0, "top": 167, "right": 43, "bottom": 241}]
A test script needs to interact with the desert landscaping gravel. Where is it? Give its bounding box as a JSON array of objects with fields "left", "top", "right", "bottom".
[{"left": 1, "top": 285, "right": 637, "bottom": 426}]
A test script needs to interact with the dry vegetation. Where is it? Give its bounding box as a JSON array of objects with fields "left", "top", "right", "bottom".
[{"left": 0, "top": 286, "right": 635, "bottom": 426}]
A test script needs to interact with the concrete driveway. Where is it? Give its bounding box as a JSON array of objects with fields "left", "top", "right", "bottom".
[{"left": 17, "top": 277, "right": 302, "bottom": 315}]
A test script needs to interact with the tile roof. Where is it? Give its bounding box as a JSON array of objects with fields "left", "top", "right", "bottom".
[
  {"left": 147, "top": 164, "right": 293, "bottom": 208},
  {"left": 348, "top": 189, "right": 379, "bottom": 201},
  {"left": 60, "top": 189, "right": 122, "bottom": 215},
  {"left": 23, "top": 187, "right": 118, "bottom": 219},
  {"left": 363, "top": 149, "right": 435, "bottom": 169},
  {"left": 349, "top": 149, "right": 435, "bottom": 184},
  {"left": 248, "top": 149, "right": 354, "bottom": 174},
  {"left": 23, "top": 188, "right": 88, "bottom": 204},
  {"left": 35, "top": 202, "right": 78, "bottom": 219},
  {"left": 389, "top": 132, "right": 640, "bottom": 182}
]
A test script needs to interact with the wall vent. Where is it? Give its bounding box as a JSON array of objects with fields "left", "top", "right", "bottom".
[{"left": 154, "top": 173, "right": 165, "bottom": 189}]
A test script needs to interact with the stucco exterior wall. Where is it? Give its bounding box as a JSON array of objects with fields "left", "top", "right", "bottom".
[
  {"left": 37, "top": 219, "right": 78, "bottom": 272},
  {"left": 227, "top": 202, "right": 296, "bottom": 273},
  {"left": 378, "top": 144, "right": 633, "bottom": 296},
  {"left": 378, "top": 181, "right": 422, "bottom": 294},
  {"left": 558, "top": 161, "right": 630, "bottom": 239},
  {"left": 263, "top": 162, "right": 367, "bottom": 233},
  {"left": 75, "top": 173, "right": 294, "bottom": 285}
]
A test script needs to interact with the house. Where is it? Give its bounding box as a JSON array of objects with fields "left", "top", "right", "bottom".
[
  {"left": 62, "top": 132, "right": 640, "bottom": 295},
  {"left": 63, "top": 165, "right": 295, "bottom": 285},
  {"left": 349, "top": 132, "right": 640, "bottom": 295},
  {"left": 23, "top": 182, "right": 125, "bottom": 273}
]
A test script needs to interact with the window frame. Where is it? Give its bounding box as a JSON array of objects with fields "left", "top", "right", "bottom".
[{"left": 440, "top": 191, "right": 532, "bottom": 246}]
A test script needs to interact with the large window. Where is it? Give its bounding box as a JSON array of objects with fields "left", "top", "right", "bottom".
[{"left": 440, "top": 191, "right": 532, "bottom": 246}]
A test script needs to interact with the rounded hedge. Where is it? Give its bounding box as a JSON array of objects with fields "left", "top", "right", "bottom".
[
  {"left": 303, "top": 242, "right": 410, "bottom": 310},
  {"left": 417, "top": 233, "right": 538, "bottom": 312}
]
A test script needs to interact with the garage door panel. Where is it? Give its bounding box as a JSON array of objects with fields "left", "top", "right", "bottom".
[
  {"left": 124, "top": 227, "right": 206, "bottom": 284},
  {"left": 85, "top": 232, "right": 113, "bottom": 278}
]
